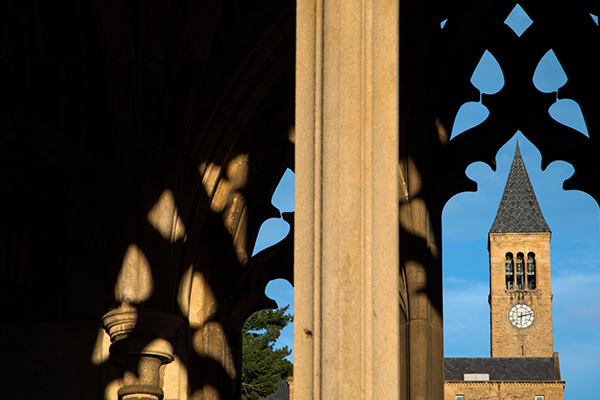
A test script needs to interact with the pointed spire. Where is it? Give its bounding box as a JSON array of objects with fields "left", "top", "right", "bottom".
[{"left": 490, "top": 142, "right": 551, "bottom": 233}]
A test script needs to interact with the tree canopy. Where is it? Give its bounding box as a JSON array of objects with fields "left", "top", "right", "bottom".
[{"left": 241, "top": 306, "right": 293, "bottom": 400}]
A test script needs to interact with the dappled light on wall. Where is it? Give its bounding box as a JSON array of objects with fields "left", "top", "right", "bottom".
[
  {"left": 199, "top": 153, "right": 251, "bottom": 263},
  {"left": 398, "top": 155, "right": 439, "bottom": 257},
  {"left": 192, "top": 384, "right": 220, "bottom": 400},
  {"left": 90, "top": 327, "right": 110, "bottom": 366},
  {"left": 177, "top": 265, "right": 195, "bottom": 318},
  {"left": 147, "top": 189, "right": 187, "bottom": 242},
  {"left": 114, "top": 243, "right": 154, "bottom": 305},
  {"left": 104, "top": 378, "right": 125, "bottom": 400},
  {"left": 177, "top": 265, "right": 217, "bottom": 326},
  {"left": 192, "top": 322, "right": 237, "bottom": 378},
  {"left": 199, "top": 154, "right": 250, "bottom": 215}
]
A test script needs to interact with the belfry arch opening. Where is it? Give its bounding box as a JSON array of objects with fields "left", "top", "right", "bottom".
[
  {"left": 505, "top": 252, "right": 514, "bottom": 290},
  {"left": 527, "top": 252, "right": 537, "bottom": 290},
  {"left": 515, "top": 252, "right": 525, "bottom": 290},
  {"left": 442, "top": 134, "right": 600, "bottom": 398},
  {"left": 504, "top": 250, "right": 536, "bottom": 290}
]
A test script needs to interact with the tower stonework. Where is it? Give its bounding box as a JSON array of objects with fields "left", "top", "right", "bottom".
[
  {"left": 489, "top": 231, "right": 553, "bottom": 357},
  {"left": 489, "top": 143, "right": 554, "bottom": 358}
]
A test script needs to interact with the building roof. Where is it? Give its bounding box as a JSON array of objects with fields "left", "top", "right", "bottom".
[
  {"left": 267, "top": 379, "right": 290, "bottom": 400},
  {"left": 444, "top": 357, "right": 558, "bottom": 381},
  {"left": 489, "top": 142, "right": 550, "bottom": 233}
]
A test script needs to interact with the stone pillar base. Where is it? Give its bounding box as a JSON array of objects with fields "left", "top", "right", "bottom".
[
  {"left": 102, "top": 307, "right": 184, "bottom": 400},
  {"left": 119, "top": 384, "right": 164, "bottom": 400}
]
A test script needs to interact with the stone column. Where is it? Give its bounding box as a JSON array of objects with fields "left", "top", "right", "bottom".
[
  {"left": 102, "top": 307, "right": 184, "bottom": 400},
  {"left": 295, "top": 0, "right": 400, "bottom": 399}
]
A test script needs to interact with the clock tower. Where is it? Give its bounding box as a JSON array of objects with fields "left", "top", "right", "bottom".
[
  {"left": 444, "top": 142, "right": 564, "bottom": 400},
  {"left": 488, "top": 143, "right": 554, "bottom": 358}
]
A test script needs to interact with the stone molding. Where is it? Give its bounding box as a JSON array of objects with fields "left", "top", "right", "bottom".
[
  {"left": 445, "top": 380, "right": 566, "bottom": 387},
  {"left": 118, "top": 384, "right": 165, "bottom": 399}
]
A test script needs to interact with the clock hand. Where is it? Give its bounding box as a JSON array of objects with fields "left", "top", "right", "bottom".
[{"left": 521, "top": 312, "right": 533, "bottom": 317}]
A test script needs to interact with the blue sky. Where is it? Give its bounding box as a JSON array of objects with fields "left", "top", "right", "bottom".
[{"left": 251, "top": 6, "right": 600, "bottom": 398}]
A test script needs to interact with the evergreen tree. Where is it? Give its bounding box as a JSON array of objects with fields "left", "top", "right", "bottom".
[{"left": 241, "top": 306, "right": 293, "bottom": 400}]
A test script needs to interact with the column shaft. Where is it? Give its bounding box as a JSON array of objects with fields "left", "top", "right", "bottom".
[{"left": 295, "top": 0, "right": 400, "bottom": 398}]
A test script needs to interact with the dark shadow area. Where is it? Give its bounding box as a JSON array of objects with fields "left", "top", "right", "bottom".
[{"left": 0, "top": 0, "right": 294, "bottom": 399}]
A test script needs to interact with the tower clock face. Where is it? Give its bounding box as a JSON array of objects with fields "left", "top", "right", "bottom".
[{"left": 508, "top": 304, "right": 535, "bottom": 328}]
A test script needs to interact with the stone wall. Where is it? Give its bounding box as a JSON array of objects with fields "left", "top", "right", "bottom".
[
  {"left": 489, "top": 232, "right": 554, "bottom": 357},
  {"left": 444, "top": 381, "right": 564, "bottom": 400}
]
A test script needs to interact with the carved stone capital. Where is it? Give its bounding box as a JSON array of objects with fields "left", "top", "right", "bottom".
[
  {"left": 102, "top": 307, "right": 184, "bottom": 343},
  {"left": 102, "top": 308, "right": 181, "bottom": 361},
  {"left": 102, "top": 307, "right": 185, "bottom": 400}
]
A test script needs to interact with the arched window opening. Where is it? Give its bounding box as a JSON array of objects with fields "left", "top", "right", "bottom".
[
  {"left": 243, "top": 168, "right": 295, "bottom": 400},
  {"left": 241, "top": 291, "right": 293, "bottom": 400},
  {"left": 516, "top": 252, "right": 525, "bottom": 290},
  {"left": 443, "top": 134, "right": 600, "bottom": 398},
  {"left": 505, "top": 252, "right": 514, "bottom": 290},
  {"left": 527, "top": 252, "right": 536, "bottom": 290}
]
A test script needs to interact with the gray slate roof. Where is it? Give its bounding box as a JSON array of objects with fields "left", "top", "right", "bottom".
[
  {"left": 267, "top": 380, "right": 290, "bottom": 400},
  {"left": 444, "top": 357, "right": 557, "bottom": 381},
  {"left": 489, "top": 142, "right": 550, "bottom": 233}
]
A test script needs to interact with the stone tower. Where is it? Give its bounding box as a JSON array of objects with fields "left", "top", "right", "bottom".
[{"left": 488, "top": 143, "right": 554, "bottom": 358}]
